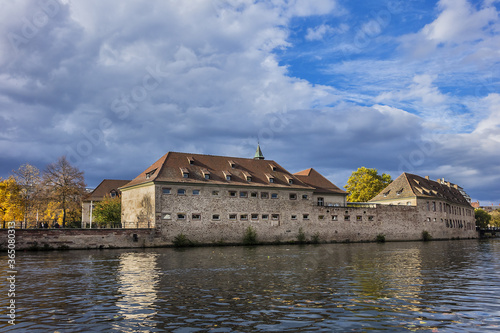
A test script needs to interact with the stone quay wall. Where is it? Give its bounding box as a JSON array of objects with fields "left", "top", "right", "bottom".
[{"left": 0, "top": 228, "right": 168, "bottom": 251}]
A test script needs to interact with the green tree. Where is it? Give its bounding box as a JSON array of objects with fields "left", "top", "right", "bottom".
[
  {"left": 475, "top": 208, "right": 491, "bottom": 228},
  {"left": 489, "top": 209, "right": 500, "bottom": 228},
  {"left": 43, "top": 156, "right": 86, "bottom": 228},
  {"left": 92, "top": 197, "right": 122, "bottom": 228},
  {"left": 344, "top": 167, "right": 392, "bottom": 202}
]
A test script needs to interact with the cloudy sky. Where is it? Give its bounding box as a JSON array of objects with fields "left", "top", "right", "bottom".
[{"left": 1, "top": 0, "right": 499, "bottom": 204}]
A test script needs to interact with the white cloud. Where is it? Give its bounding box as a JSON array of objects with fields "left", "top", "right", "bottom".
[{"left": 305, "top": 23, "right": 349, "bottom": 41}]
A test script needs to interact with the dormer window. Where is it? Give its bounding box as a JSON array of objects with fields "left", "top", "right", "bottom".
[
  {"left": 269, "top": 164, "right": 277, "bottom": 171},
  {"left": 180, "top": 168, "right": 189, "bottom": 178},
  {"left": 145, "top": 168, "right": 157, "bottom": 179},
  {"left": 228, "top": 160, "right": 236, "bottom": 169},
  {"left": 284, "top": 176, "right": 294, "bottom": 184},
  {"left": 265, "top": 173, "right": 275, "bottom": 183},
  {"left": 396, "top": 188, "right": 404, "bottom": 195},
  {"left": 223, "top": 171, "right": 232, "bottom": 181},
  {"left": 383, "top": 190, "right": 390, "bottom": 197},
  {"left": 247, "top": 176, "right": 252, "bottom": 182},
  {"left": 242, "top": 171, "right": 252, "bottom": 182},
  {"left": 187, "top": 157, "right": 195, "bottom": 165},
  {"left": 202, "top": 169, "right": 211, "bottom": 180}
]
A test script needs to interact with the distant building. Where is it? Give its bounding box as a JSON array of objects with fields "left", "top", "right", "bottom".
[
  {"left": 82, "top": 179, "right": 131, "bottom": 228},
  {"left": 370, "top": 173, "right": 475, "bottom": 230}
]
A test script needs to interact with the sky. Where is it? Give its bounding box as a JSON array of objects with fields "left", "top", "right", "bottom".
[{"left": 0, "top": 0, "right": 499, "bottom": 205}]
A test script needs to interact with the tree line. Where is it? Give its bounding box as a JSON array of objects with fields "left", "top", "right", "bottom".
[{"left": 0, "top": 156, "right": 86, "bottom": 228}]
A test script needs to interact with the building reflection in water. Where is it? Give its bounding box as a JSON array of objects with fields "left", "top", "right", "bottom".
[{"left": 113, "top": 252, "right": 160, "bottom": 330}]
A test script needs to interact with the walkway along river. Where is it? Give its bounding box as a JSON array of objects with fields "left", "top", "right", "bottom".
[{"left": 1, "top": 239, "right": 500, "bottom": 332}]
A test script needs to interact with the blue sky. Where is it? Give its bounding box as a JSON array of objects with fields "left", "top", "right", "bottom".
[{"left": 1, "top": 0, "right": 499, "bottom": 205}]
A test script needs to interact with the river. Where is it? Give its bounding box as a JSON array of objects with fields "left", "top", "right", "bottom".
[{"left": 1, "top": 239, "right": 500, "bottom": 332}]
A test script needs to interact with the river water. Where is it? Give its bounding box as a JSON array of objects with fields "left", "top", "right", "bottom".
[{"left": 1, "top": 239, "right": 500, "bottom": 332}]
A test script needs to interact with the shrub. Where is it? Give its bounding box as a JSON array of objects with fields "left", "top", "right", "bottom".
[
  {"left": 297, "top": 227, "right": 306, "bottom": 243},
  {"left": 311, "top": 233, "right": 320, "bottom": 244},
  {"left": 243, "top": 226, "right": 257, "bottom": 245},
  {"left": 173, "top": 233, "right": 193, "bottom": 247},
  {"left": 376, "top": 234, "right": 386, "bottom": 243},
  {"left": 422, "top": 230, "right": 432, "bottom": 241}
]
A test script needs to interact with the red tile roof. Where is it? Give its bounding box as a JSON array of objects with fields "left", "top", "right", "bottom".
[
  {"left": 294, "top": 168, "right": 347, "bottom": 195},
  {"left": 122, "top": 152, "right": 318, "bottom": 190},
  {"left": 84, "top": 179, "right": 131, "bottom": 201}
]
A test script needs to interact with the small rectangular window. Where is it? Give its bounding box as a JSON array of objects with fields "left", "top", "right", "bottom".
[
  {"left": 332, "top": 215, "right": 338, "bottom": 221},
  {"left": 344, "top": 215, "right": 350, "bottom": 221},
  {"left": 212, "top": 214, "right": 220, "bottom": 221},
  {"left": 261, "top": 192, "right": 269, "bottom": 199},
  {"left": 192, "top": 189, "right": 200, "bottom": 195},
  {"left": 356, "top": 215, "right": 362, "bottom": 221},
  {"left": 177, "top": 213, "right": 186, "bottom": 219},
  {"left": 303, "top": 214, "right": 309, "bottom": 220},
  {"left": 240, "top": 191, "right": 248, "bottom": 198},
  {"left": 240, "top": 214, "right": 248, "bottom": 221},
  {"left": 247, "top": 176, "right": 252, "bottom": 182},
  {"left": 288, "top": 179, "right": 293, "bottom": 184},
  {"left": 162, "top": 188, "right": 171, "bottom": 194},
  {"left": 368, "top": 216, "right": 374, "bottom": 221},
  {"left": 177, "top": 189, "right": 186, "bottom": 195},
  {"left": 251, "top": 214, "right": 259, "bottom": 220},
  {"left": 319, "top": 215, "right": 324, "bottom": 220},
  {"left": 183, "top": 172, "right": 189, "bottom": 178},
  {"left": 205, "top": 174, "right": 210, "bottom": 180},
  {"left": 269, "top": 178, "right": 275, "bottom": 183},
  {"left": 302, "top": 194, "right": 309, "bottom": 200},
  {"left": 229, "top": 191, "right": 237, "bottom": 197},
  {"left": 192, "top": 214, "right": 201, "bottom": 220},
  {"left": 212, "top": 190, "right": 219, "bottom": 196},
  {"left": 271, "top": 214, "right": 279, "bottom": 220},
  {"left": 262, "top": 214, "right": 269, "bottom": 220},
  {"left": 291, "top": 215, "right": 297, "bottom": 220},
  {"left": 271, "top": 193, "right": 278, "bottom": 199},
  {"left": 251, "top": 192, "right": 258, "bottom": 198},
  {"left": 229, "top": 214, "right": 237, "bottom": 220},
  {"left": 162, "top": 213, "right": 171, "bottom": 220},
  {"left": 226, "top": 175, "right": 231, "bottom": 181},
  {"left": 289, "top": 193, "right": 297, "bottom": 200}
]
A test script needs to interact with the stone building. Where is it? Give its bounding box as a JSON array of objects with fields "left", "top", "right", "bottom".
[
  {"left": 369, "top": 173, "right": 476, "bottom": 233},
  {"left": 120, "top": 149, "right": 477, "bottom": 243},
  {"left": 82, "top": 179, "right": 130, "bottom": 228},
  {"left": 120, "top": 147, "right": 347, "bottom": 229}
]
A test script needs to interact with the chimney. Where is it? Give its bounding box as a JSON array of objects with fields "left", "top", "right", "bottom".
[{"left": 425, "top": 176, "right": 430, "bottom": 180}]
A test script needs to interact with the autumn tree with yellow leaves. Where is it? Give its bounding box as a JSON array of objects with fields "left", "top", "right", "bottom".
[
  {"left": 344, "top": 167, "right": 392, "bottom": 202},
  {"left": 0, "top": 177, "right": 23, "bottom": 228}
]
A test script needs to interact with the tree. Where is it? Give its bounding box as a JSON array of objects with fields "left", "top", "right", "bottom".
[
  {"left": 13, "top": 164, "right": 42, "bottom": 228},
  {"left": 43, "top": 156, "right": 86, "bottom": 228},
  {"left": 489, "top": 209, "right": 500, "bottom": 228},
  {"left": 92, "top": 197, "right": 121, "bottom": 228},
  {"left": 0, "top": 177, "right": 23, "bottom": 228},
  {"left": 475, "top": 209, "right": 491, "bottom": 228},
  {"left": 344, "top": 167, "right": 392, "bottom": 202}
]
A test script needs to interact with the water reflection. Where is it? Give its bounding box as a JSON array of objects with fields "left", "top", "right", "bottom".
[
  {"left": 1, "top": 240, "right": 500, "bottom": 332},
  {"left": 113, "top": 252, "right": 160, "bottom": 331}
]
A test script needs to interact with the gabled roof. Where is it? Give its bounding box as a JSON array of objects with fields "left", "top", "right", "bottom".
[
  {"left": 121, "top": 152, "right": 315, "bottom": 190},
  {"left": 369, "top": 172, "right": 471, "bottom": 206},
  {"left": 294, "top": 168, "right": 347, "bottom": 195},
  {"left": 84, "top": 179, "right": 131, "bottom": 201}
]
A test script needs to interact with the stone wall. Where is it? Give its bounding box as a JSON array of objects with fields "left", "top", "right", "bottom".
[
  {"left": 0, "top": 228, "right": 167, "bottom": 251},
  {"left": 121, "top": 183, "right": 156, "bottom": 228}
]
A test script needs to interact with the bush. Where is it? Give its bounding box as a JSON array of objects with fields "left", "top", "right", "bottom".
[
  {"left": 173, "top": 233, "right": 194, "bottom": 247},
  {"left": 243, "top": 226, "right": 257, "bottom": 245},
  {"left": 297, "top": 227, "right": 306, "bottom": 243},
  {"left": 311, "top": 233, "right": 320, "bottom": 244},
  {"left": 422, "top": 230, "right": 432, "bottom": 241},
  {"left": 376, "top": 233, "right": 386, "bottom": 243}
]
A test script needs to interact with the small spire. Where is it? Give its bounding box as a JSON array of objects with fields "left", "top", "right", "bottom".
[{"left": 254, "top": 143, "right": 265, "bottom": 160}]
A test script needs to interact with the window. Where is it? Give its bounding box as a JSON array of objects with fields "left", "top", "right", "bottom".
[
  {"left": 212, "top": 214, "right": 220, "bottom": 221},
  {"left": 291, "top": 215, "right": 297, "bottom": 220},
  {"left": 432, "top": 202, "right": 436, "bottom": 211},
  {"left": 226, "top": 175, "right": 232, "bottom": 181},
  {"left": 188, "top": 157, "right": 195, "bottom": 165},
  {"left": 247, "top": 176, "right": 252, "bottom": 182},
  {"left": 212, "top": 190, "right": 219, "bottom": 196},
  {"left": 344, "top": 215, "right": 350, "bottom": 221},
  {"left": 162, "top": 188, "right": 171, "bottom": 194},
  {"left": 318, "top": 215, "right": 325, "bottom": 220},
  {"left": 177, "top": 189, "right": 186, "bottom": 195},
  {"left": 251, "top": 192, "right": 258, "bottom": 198},
  {"left": 262, "top": 214, "right": 269, "bottom": 220},
  {"left": 205, "top": 174, "right": 210, "bottom": 180},
  {"left": 162, "top": 213, "right": 171, "bottom": 220},
  {"left": 240, "top": 191, "right": 248, "bottom": 198},
  {"left": 271, "top": 214, "right": 279, "bottom": 220},
  {"left": 177, "top": 213, "right": 186, "bottom": 220},
  {"left": 302, "top": 194, "right": 309, "bottom": 200},
  {"left": 261, "top": 192, "right": 269, "bottom": 199},
  {"left": 289, "top": 193, "right": 297, "bottom": 200},
  {"left": 303, "top": 214, "right": 309, "bottom": 220},
  {"left": 240, "top": 214, "right": 248, "bottom": 221},
  {"left": 288, "top": 179, "right": 294, "bottom": 184},
  {"left": 192, "top": 214, "right": 201, "bottom": 220},
  {"left": 229, "top": 214, "right": 237, "bottom": 220},
  {"left": 183, "top": 172, "right": 189, "bottom": 178},
  {"left": 332, "top": 215, "right": 338, "bottom": 221},
  {"left": 251, "top": 214, "right": 259, "bottom": 220},
  {"left": 317, "top": 197, "right": 324, "bottom": 206},
  {"left": 192, "top": 189, "right": 200, "bottom": 195},
  {"left": 270, "top": 164, "right": 277, "bottom": 171},
  {"left": 427, "top": 201, "right": 430, "bottom": 211},
  {"left": 383, "top": 190, "right": 390, "bottom": 197},
  {"left": 396, "top": 188, "right": 403, "bottom": 195},
  {"left": 229, "top": 191, "right": 237, "bottom": 197},
  {"left": 110, "top": 192, "right": 117, "bottom": 198},
  {"left": 368, "top": 216, "right": 374, "bottom": 221},
  {"left": 356, "top": 215, "right": 362, "bottom": 221},
  {"left": 271, "top": 193, "right": 278, "bottom": 199},
  {"left": 269, "top": 177, "right": 275, "bottom": 183},
  {"left": 229, "top": 161, "right": 236, "bottom": 168}
]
